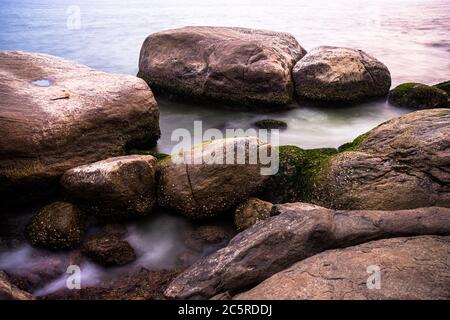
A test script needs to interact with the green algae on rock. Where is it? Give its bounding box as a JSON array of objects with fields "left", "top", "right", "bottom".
[
  {"left": 253, "top": 119, "right": 287, "bottom": 130},
  {"left": 388, "top": 82, "right": 448, "bottom": 109},
  {"left": 433, "top": 80, "right": 450, "bottom": 95}
]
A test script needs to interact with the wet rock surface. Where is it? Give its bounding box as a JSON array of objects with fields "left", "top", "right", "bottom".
[
  {"left": 0, "top": 271, "right": 34, "bottom": 300},
  {"left": 233, "top": 197, "right": 273, "bottom": 231},
  {"left": 236, "top": 236, "right": 450, "bottom": 300},
  {"left": 26, "top": 202, "right": 83, "bottom": 250},
  {"left": 311, "top": 109, "right": 450, "bottom": 210},
  {"left": 158, "top": 137, "right": 271, "bottom": 219},
  {"left": 165, "top": 204, "right": 450, "bottom": 299},
  {"left": 61, "top": 155, "right": 157, "bottom": 219},
  {"left": 138, "top": 26, "right": 306, "bottom": 106},
  {"left": 82, "top": 234, "right": 136, "bottom": 267},
  {"left": 292, "top": 46, "right": 391, "bottom": 102},
  {"left": 0, "top": 51, "right": 160, "bottom": 206}
]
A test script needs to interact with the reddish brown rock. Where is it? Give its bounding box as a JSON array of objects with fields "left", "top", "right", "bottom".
[
  {"left": 0, "top": 51, "right": 160, "bottom": 205},
  {"left": 138, "top": 26, "right": 306, "bottom": 106}
]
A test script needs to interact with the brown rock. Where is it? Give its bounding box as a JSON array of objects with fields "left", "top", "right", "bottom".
[
  {"left": 164, "top": 204, "right": 450, "bottom": 299},
  {"left": 0, "top": 271, "right": 34, "bottom": 300},
  {"left": 235, "top": 236, "right": 450, "bottom": 300},
  {"left": 26, "top": 202, "right": 83, "bottom": 250},
  {"left": 82, "top": 234, "right": 136, "bottom": 267},
  {"left": 313, "top": 109, "right": 450, "bottom": 210},
  {"left": 293, "top": 46, "right": 391, "bottom": 102},
  {"left": 234, "top": 197, "right": 273, "bottom": 231},
  {"left": 138, "top": 26, "right": 306, "bottom": 106},
  {"left": 158, "top": 137, "right": 271, "bottom": 219},
  {"left": 61, "top": 155, "right": 157, "bottom": 218},
  {"left": 0, "top": 51, "right": 160, "bottom": 205}
]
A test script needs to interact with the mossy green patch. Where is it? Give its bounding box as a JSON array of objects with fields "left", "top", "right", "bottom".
[
  {"left": 388, "top": 82, "right": 448, "bottom": 109},
  {"left": 433, "top": 80, "right": 450, "bottom": 95},
  {"left": 338, "top": 133, "right": 368, "bottom": 152},
  {"left": 254, "top": 119, "right": 287, "bottom": 130}
]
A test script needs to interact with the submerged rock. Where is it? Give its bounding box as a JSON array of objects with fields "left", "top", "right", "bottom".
[
  {"left": 164, "top": 204, "right": 450, "bottom": 299},
  {"left": 388, "top": 82, "right": 448, "bottom": 109},
  {"left": 0, "top": 271, "right": 34, "bottom": 300},
  {"left": 233, "top": 197, "right": 273, "bottom": 231},
  {"left": 26, "top": 202, "right": 83, "bottom": 250},
  {"left": 61, "top": 155, "right": 157, "bottom": 219},
  {"left": 310, "top": 109, "right": 450, "bottom": 210},
  {"left": 157, "top": 137, "right": 271, "bottom": 220},
  {"left": 253, "top": 119, "right": 287, "bottom": 130},
  {"left": 236, "top": 236, "right": 450, "bottom": 300},
  {"left": 0, "top": 51, "right": 160, "bottom": 206},
  {"left": 292, "top": 46, "right": 391, "bottom": 102},
  {"left": 138, "top": 26, "right": 307, "bottom": 106},
  {"left": 82, "top": 234, "right": 136, "bottom": 267}
]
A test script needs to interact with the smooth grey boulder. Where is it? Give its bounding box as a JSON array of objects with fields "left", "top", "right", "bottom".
[
  {"left": 165, "top": 204, "right": 450, "bottom": 299},
  {"left": 236, "top": 236, "right": 450, "bottom": 300}
]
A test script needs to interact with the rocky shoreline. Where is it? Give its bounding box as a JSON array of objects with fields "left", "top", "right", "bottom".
[{"left": 1, "top": 26, "right": 450, "bottom": 300}]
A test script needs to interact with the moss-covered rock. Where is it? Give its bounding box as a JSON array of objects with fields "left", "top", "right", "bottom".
[
  {"left": 27, "top": 202, "right": 84, "bottom": 250},
  {"left": 234, "top": 198, "right": 273, "bottom": 231},
  {"left": 261, "top": 145, "right": 337, "bottom": 204},
  {"left": 253, "top": 119, "right": 287, "bottom": 130},
  {"left": 82, "top": 234, "right": 136, "bottom": 267},
  {"left": 434, "top": 80, "right": 450, "bottom": 95},
  {"left": 388, "top": 83, "right": 448, "bottom": 109}
]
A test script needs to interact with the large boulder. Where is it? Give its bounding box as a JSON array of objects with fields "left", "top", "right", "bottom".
[
  {"left": 61, "top": 155, "right": 157, "bottom": 218},
  {"left": 0, "top": 271, "right": 34, "bottom": 300},
  {"left": 138, "top": 26, "right": 307, "bottom": 106},
  {"left": 236, "top": 236, "right": 450, "bottom": 300},
  {"left": 164, "top": 204, "right": 450, "bottom": 299},
  {"left": 26, "top": 202, "right": 83, "bottom": 250},
  {"left": 0, "top": 51, "right": 160, "bottom": 205},
  {"left": 292, "top": 46, "right": 391, "bottom": 102},
  {"left": 310, "top": 109, "right": 450, "bottom": 210},
  {"left": 157, "top": 137, "right": 272, "bottom": 219},
  {"left": 434, "top": 80, "right": 450, "bottom": 95},
  {"left": 388, "top": 82, "right": 448, "bottom": 109}
]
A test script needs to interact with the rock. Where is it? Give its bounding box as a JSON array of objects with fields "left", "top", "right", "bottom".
[
  {"left": 292, "top": 46, "right": 391, "bottom": 102},
  {"left": 82, "top": 234, "right": 136, "bottom": 267},
  {"left": 42, "top": 268, "right": 179, "bottom": 300},
  {"left": 234, "top": 197, "right": 273, "bottom": 231},
  {"left": 310, "top": 109, "right": 450, "bottom": 210},
  {"left": 434, "top": 80, "right": 450, "bottom": 95},
  {"left": 261, "top": 146, "right": 338, "bottom": 204},
  {"left": 235, "top": 236, "right": 450, "bottom": 300},
  {"left": 210, "top": 292, "right": 232, "bottom": 300},
  {"left": 127, "top": 149, "right": 170, "bottom": 161},
  {"left": 157, "top": 137, "right": 271, "bottom": 219},
  {"left": 190, "top": 225, "right": 233, "bottom": 244},
  {"left": 253, "top": 119, "right": 287, "bottom": 130},
  {"left": 0, "top": 51, "right": 160, "bottom": 206},
  {"left": 138, "top": 26, "right": 307, "bottom": 106},
  {"left": 61, "top": 155, "right": 157, "bottom": 219},
  {"left": 26, "top": 202, "right": 83, "bottom": 250},
  {"left": 0, "top": 271, "right": 34, "bottom": 300},
  {"left": 388, "top": 82, "right": 448, "bottom": 109},
  {"left": 164, "top": 204, "right": 450, "bottom": 299}
]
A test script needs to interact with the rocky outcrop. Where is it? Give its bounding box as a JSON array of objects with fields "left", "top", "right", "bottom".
[
  {"left": 292, "top": 46, "right": 391, "bottom": 102},
  {"left": 157, "top": 137, "right": 271, "bottom": 219},
  {"left": 26, "top": 202, "right": 83, "bottom": 250},
  {"left": 434, "top": 80, "right": 450, "bottom": 95},
  {"left": 0, "top": 271, "right": 34, "bottom": 300},
  {"left": 235, "top": 236, "right": 450, "bottom": 300},
  {"left": 253, "top": 119, "right": 287, "bottom": 130},
  {"left": 388, "top": 82, "right": 448, "bottom": 109},
  {"left": 310, "top": 109, "right": 450, "bottom": 210},
  {"left": 0, "top": 51, "right": 160, "bottom": 206},
  {"left": 233, "top": 198, "right": 273, "bottom": 231},
  {"left": 138, "top": 26, "right": 307, "bottom": 106},
  {"left": 82, "top": 234, "right": 136, "bottom": 267},
  {"left": 164, "top": 204, "right": 450, "bottom": 299},
  {"left": 61, "top": 155, "right": 157, "bottom": 219}
]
